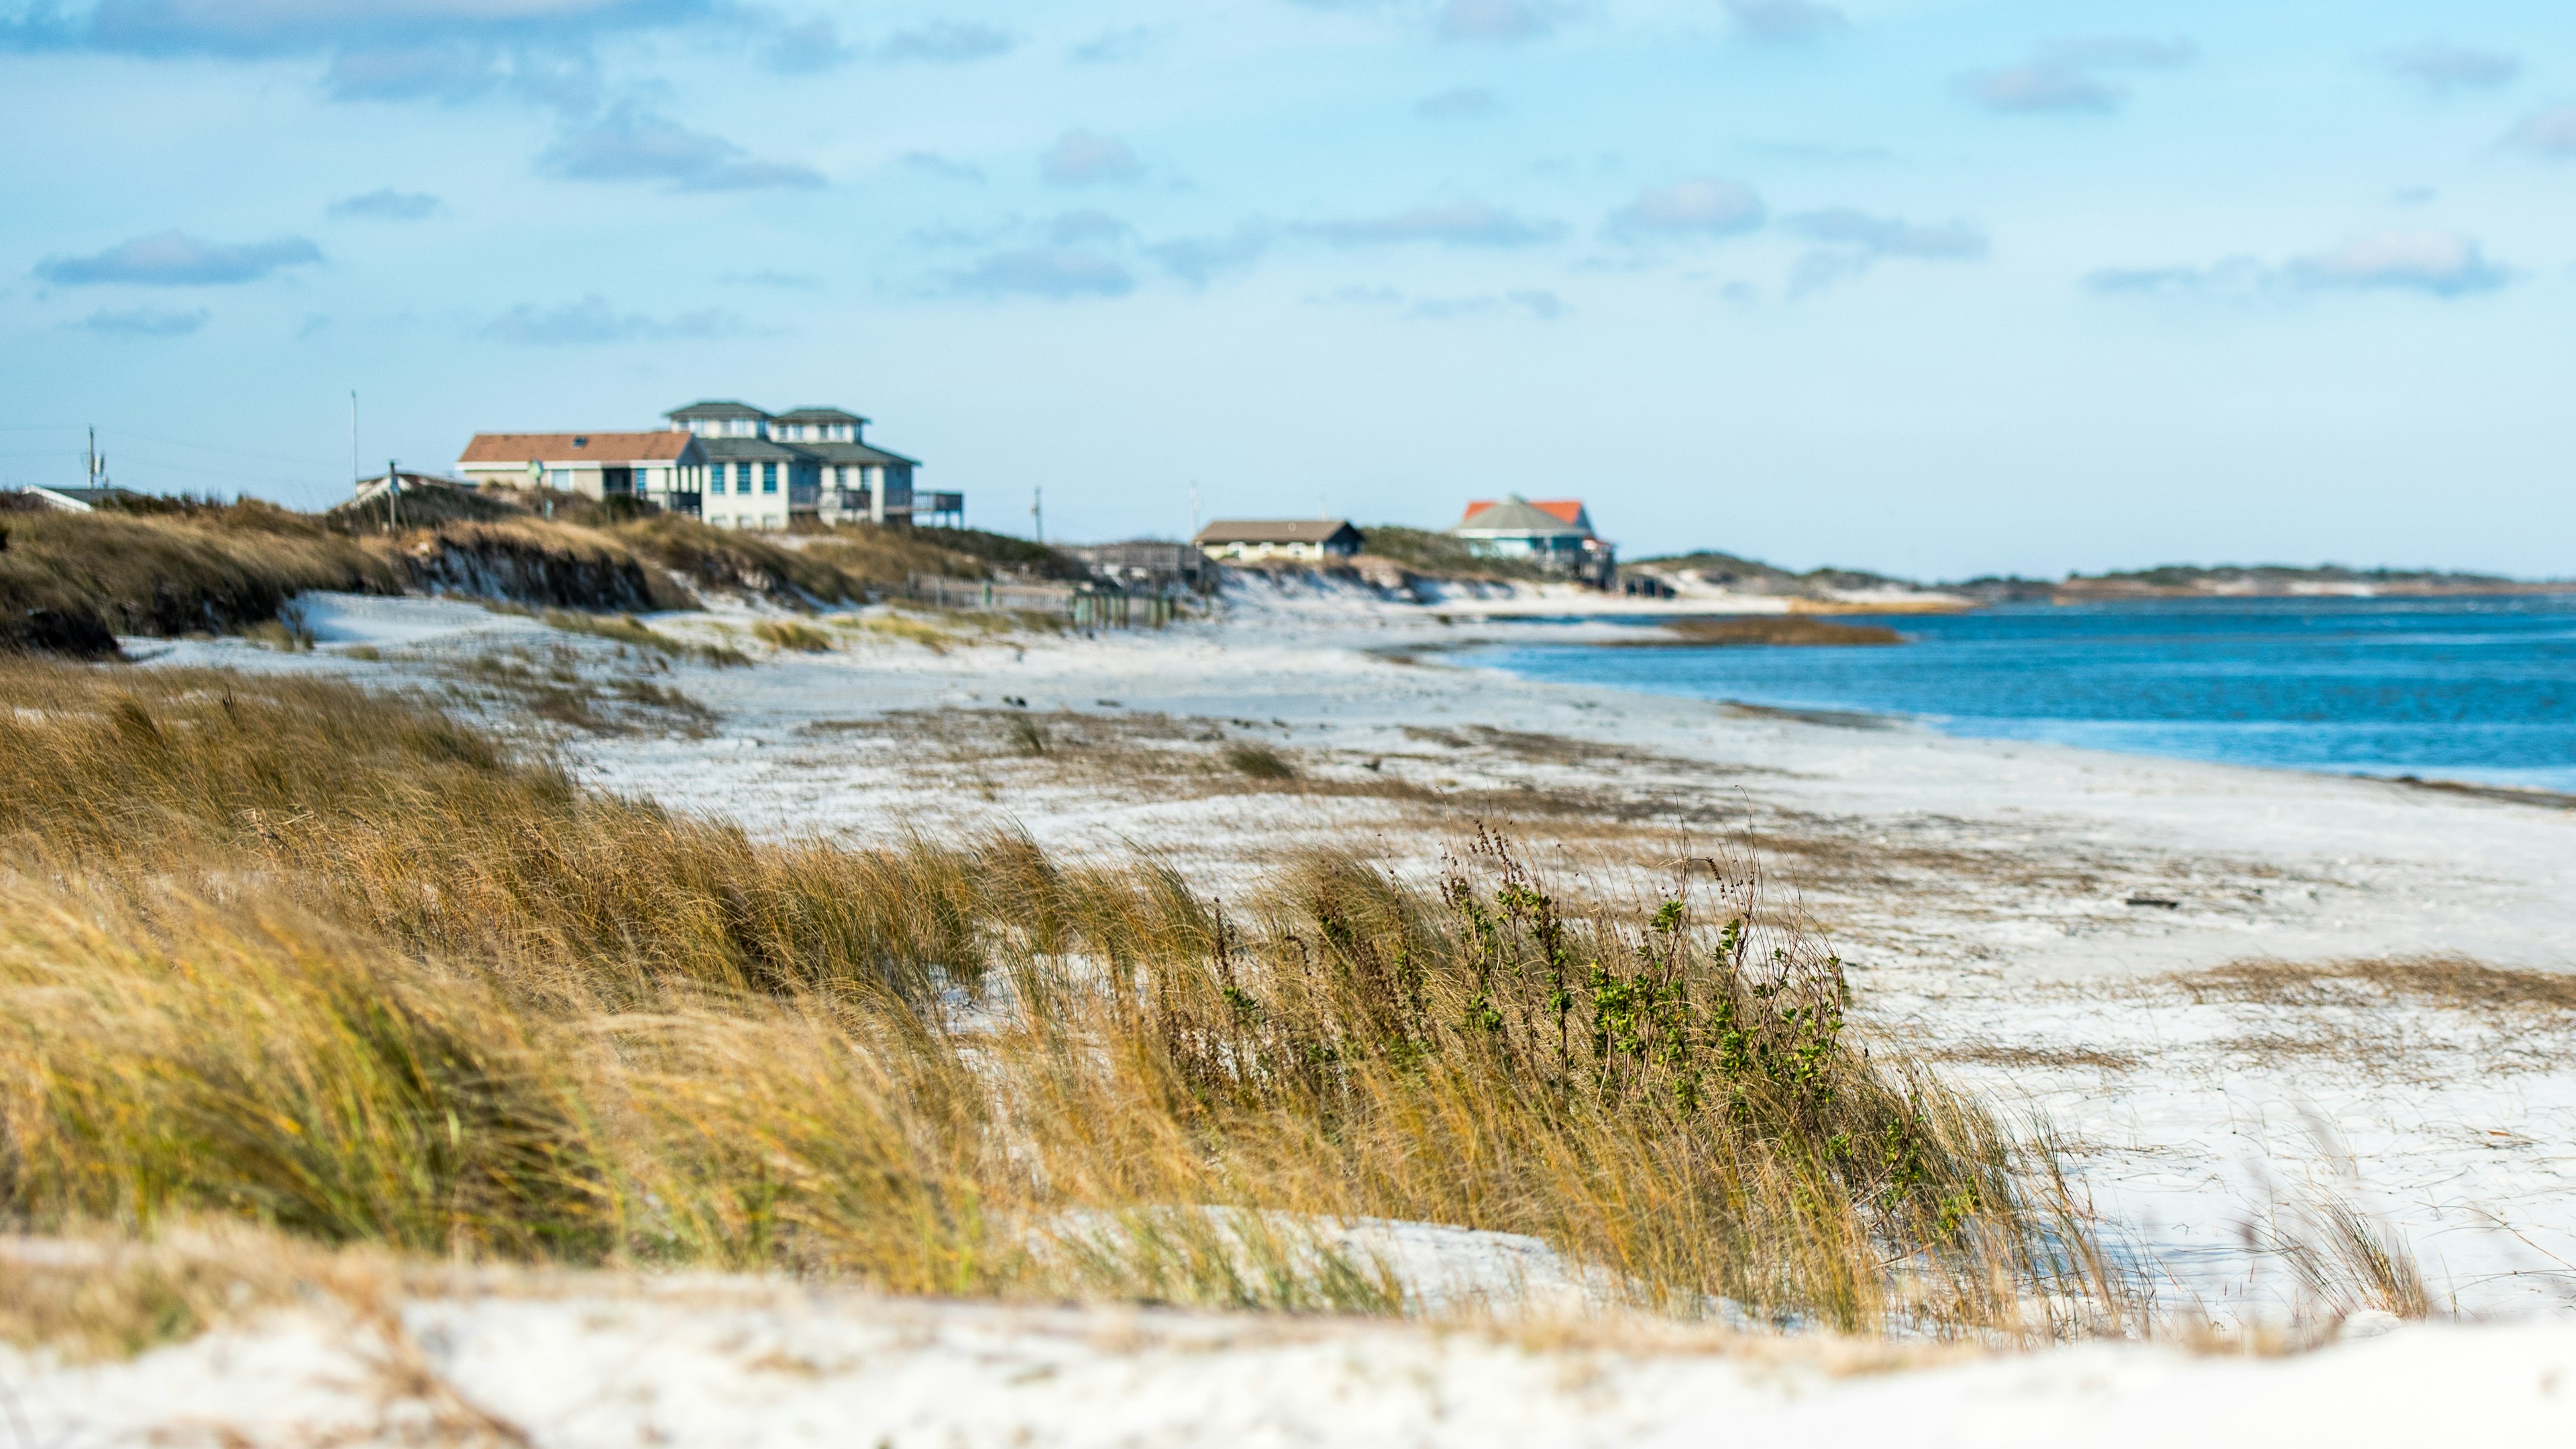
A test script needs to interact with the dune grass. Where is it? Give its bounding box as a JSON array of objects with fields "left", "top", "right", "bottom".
[
  {"left": 380, "top": 519, "right": 696, "bottom": 613},
  {"left": 751, "top": 619, "right": 836, "bottom": 653},
  {"left": 1, "top": 506, "right": 397, "bottom": 653},
  {"left": 798, "top": 524, "right": 991, "bottom": 590},
  {"left": 0, "top": 659, "right": 2123, "bottom": 1335},
  {"left": 606, "top": 515, "right": 870, "bottom": 606}
]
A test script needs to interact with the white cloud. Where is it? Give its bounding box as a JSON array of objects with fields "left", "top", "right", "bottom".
[
  {"left": 1301, "top": 201, "right": 1562, "bottom": 248},
  {"left": 1724, "top": 0, "right": 1843, "bottom": 45},
  {"left": 1434, "top": 0, "right": 1563, "bottom": 44},
  {"left": 1605, "top": 178, "right": 1764, "bottom": 240},
  {"left": 877, "top": 20, "right": 1014, "bottom": 64},
  {"left": 78, "top": 305, "right": 210, "bottom": 337},
  {"left": 1071, "top": 25, "right": 1155, "bottom": 63},
  {"left": 2509, "top": 105, "right": 2576, "bottom": 158},
  {"left": 760, "top": 17, "right": 851, "bottom": 73},
  {"left": 2385, "top": 42, "right": 2517, "bottom": 94},
  {"left": 902, "top": 152, "right": 984, "bottom": 182},
  {"left": 328, "top": 188, "right": 441, "bottom": 219},
  {"left": 947, "top": 249, "right": 1136, "bottom": 299},
  {"left": 483, "top": 294, "right": 742, "bottom": 344},
  {"left": 541, "top": 105, "right": 822, "bottom": 191},
  {"left": 1782, "top": 208, "right": 1986, "bottom": 291},
  {"left": 1040, "top": 129, "right": 1145, "bottom": 186},
  {"left": 5, "top": 0, "right": 690, "bottom": 111},
  {"left": 2086, "top": 233, "right": 2513, "bottom": 301},
  {"left": 1961, "top": 36, "right": 2196, "bottom": 115},
  {"left": 1148, "top": 223, "right": 1275, "bottom": 286},
  {"left": 2288, "top": 232, "right": 2512, "bottom": 297},
  {"left": 1309, "top": 284, "right": 1566, "bottom": 320},
  {"left": 1415, "top": 86, "right": 1497, "bottom": 119},
  {"left": 36, "top": 230, "right": 323, "bottom": 285}
]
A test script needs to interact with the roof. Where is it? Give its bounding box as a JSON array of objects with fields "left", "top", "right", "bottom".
[
  {"left": 771, "top": 407, "right": 869, "bottom": 426},
  {"left": 1467, "top": 497, "right": 1590, "bottom": 529},
  {"left": 695, "top": 436, "right": 806, "bottom": 462},
  {"left": 1452, "top": 495, "right": 1592, "bottom": 536},
  {"left": 25, "top": 485, "right": 148, "bottom": 511},
  {"left": 664, "top": 400, "right": 771, "bottom": 421},
  {"left": 459, "top": 431, "right": 696, "bottom": 465},
  {"left": 1193, "top": 519, "right": 1362, "bottom": 546},
  {"left": 800, "top": 439, "right": 920, "bottom": 468}
]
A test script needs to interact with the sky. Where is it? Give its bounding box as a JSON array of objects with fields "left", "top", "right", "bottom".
[{"left": 2, "top": 0, "right": 2571, "bottom": 580}]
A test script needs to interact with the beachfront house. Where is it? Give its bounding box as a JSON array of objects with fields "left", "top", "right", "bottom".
[
  {"left": 455, "top": 431, "right": 708, "bottom": 515},
  {"left": 1193, "top": 519, "right": 1364, "bottom": 564},
  {"left": 1448, "top": 494, "right": 1616, "bottom": 588},
  {"left": 669, "top": 400, "right": 960, "bottom": 529},
  {"left": 455, "top": 399, "right": 959, "bottom": 530}
]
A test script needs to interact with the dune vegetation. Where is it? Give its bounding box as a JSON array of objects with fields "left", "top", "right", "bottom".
[
  {"left": 1, "top": 486, "right": 1075, "bottom": 657},
  {"left": 0, "top": 657, "right": 2121, "bottom": 1334},
  {"left": 0, "top": 502, "right": 396, "bottom": 655}
]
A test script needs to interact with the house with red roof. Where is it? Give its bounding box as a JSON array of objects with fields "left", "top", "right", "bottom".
[{"left": 1448, "top": 494, "right": 1615, "bottom": 588}]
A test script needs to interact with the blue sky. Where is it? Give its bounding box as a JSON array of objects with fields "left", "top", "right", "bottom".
[{"left": 3, "top": 0, "right": 2571, "bottom": 578}]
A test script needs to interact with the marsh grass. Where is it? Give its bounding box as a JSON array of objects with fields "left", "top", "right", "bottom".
[
  {"left": 856, "top": 614, "right": 967, "bottom": 653},
  {"left": 2281, "top": 1201, "right": 2434, "bottom": 1321},
  {"left": 1224, "top": 742, "right": 1297, "bottom": 780},
  {"left": 0, "top": 659, "right": 2123, "bottom": 1336},
  {"left": 751, "top": 619, "right": 836, "bottom": 653},
  {"left": 2176, "top": 956, "right": 2576, "bottom": 1016},
  {"left": 529, "top": 608, "right": 749, "bottom": 667}
]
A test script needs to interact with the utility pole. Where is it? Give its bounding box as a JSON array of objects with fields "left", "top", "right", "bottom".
[
  {"left": 387, "top": 458, "right": 400, "bottom": 531},
  {"left": 1031, "top": 484, "right": 1044, "bottom": 544}
]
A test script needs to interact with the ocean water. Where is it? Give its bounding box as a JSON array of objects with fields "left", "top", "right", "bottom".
[{"left": 1466, "top": 596, "right": 2576, "bottom": 793}]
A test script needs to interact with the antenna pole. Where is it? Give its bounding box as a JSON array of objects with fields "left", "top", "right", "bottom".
[
  {"left": 1032, "top": 484, "right": 1044, "bottom": 544},
  {"left": 388, "top": 458, "right": 400, "bottom": 531}
]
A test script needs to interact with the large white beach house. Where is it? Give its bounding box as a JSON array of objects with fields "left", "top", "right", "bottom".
[{"left": 455, "top": 400, "right": 958, "bottom": 529}]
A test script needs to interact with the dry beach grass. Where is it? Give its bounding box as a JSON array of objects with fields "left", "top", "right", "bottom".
[{"left": 0, "top": 657, "right": 2130, "bottom": 1338}]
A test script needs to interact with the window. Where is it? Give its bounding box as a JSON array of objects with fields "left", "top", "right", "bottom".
[
  {"left": 545, "top": 469, "right": 568, "bottom": 487},
  {"left": 761, "top": 462, "right": 778, "bottom": 493},
  {"left": 732, "top": 463, "right": 749, "bottom": 490}
]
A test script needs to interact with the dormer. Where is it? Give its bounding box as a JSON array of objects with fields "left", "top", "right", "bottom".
[
  {"left": 772, "top": 406, "right": 870, "bottom": 445},
  {"left": 663, "top": 399, "right": 773, "bottom": 439}
]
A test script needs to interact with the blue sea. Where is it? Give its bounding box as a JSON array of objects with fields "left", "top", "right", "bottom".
[{"left": 1466, "top": 596, "right": 2576, "bottom": 794}]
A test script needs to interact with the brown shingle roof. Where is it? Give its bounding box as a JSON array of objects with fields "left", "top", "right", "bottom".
[
  {"left": 1193, "top": 519, "right": 1361, "bottom": 545},
  {"left": 458, "top": 431, "right": 695, "bottom": 465}
]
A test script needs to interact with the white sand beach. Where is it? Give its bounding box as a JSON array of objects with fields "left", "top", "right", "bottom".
[{"left": 90, "top": 582, "right": 2576, "bottom": 1443}]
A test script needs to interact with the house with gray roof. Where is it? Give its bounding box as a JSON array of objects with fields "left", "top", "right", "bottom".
[
  {"left": 667, "top": 400, "right": 954, "bottom": 529},
  {"left": 1449, "top": 494, "right": 1615, "bottom": 587}
]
